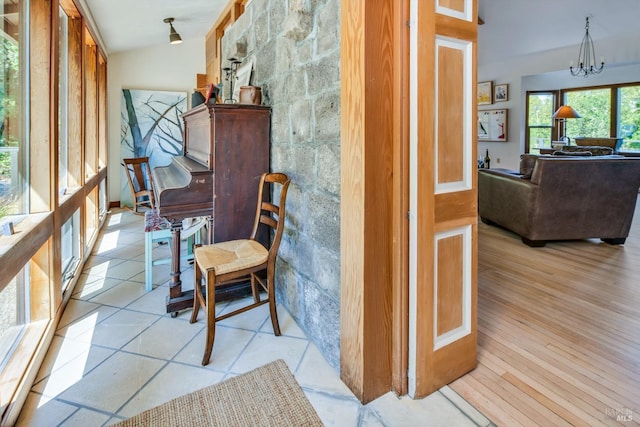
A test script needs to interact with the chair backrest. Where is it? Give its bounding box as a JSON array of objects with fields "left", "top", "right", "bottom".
[
  {"left": 249, "top": 173, "right": 291, "bottom": 262},
  {"left": 123, "top": 157, "right": 153, "bottom": 194}
]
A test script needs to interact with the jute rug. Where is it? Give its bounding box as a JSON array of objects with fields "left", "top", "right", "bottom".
[{"left": 113, "top": 359, "right": 323, "bottom": 426}]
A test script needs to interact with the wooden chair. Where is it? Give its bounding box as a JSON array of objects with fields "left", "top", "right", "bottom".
[
  {"left": 190, "top": 172, "right": 291, "bottom": 365},
  {"left": 122, "top": 157, "right": 155, "bottom": 213}
]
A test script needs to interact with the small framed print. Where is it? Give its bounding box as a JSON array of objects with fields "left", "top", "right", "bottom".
[
  {"left": 477, "top": 81, "right": 493, "bottom": 105},
  {"left": 494, "top": 84, "right": 508, "bottom": 102},
  {"left": 478, "top": 109, "right": 508, "bottom": 142}
]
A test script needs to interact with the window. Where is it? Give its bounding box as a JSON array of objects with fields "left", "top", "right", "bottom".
[
  {"left": 525, "top": 92, "right": 556, "bottom": 152},
  {"left": 564, "top": 88, "right": 611, "bottom": 139},
  {"left": 0, "top": 1, "right": 109, "bottom": 422},
  {"left": 0, "top": 267, "right": 29, "bottom": 372},
  {"left": 526, "top": 83, "right": 640, "bottom": 153},
  {"left": 99, "top": 178, "right": 107, "bottom": 219},
  {"left": 61, "top": 209, "right": 80, "bottom": 292},
  {"left": 0, "top": 0, "right": 26, "bottom": 218},
  {"left": 618, "top": 85, "right": 640, "bottom": 151},
  {"left": 58, "top": 6, "right": 69, "bottom": 198}
]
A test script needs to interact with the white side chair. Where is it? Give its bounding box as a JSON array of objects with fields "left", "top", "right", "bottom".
[{"left": 144, "top": 210, "right": 206, "bottom": 291}]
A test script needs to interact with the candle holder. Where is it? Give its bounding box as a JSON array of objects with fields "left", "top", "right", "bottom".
[{"left": 223, "top": 58, "right": 242, "bottom": 103}]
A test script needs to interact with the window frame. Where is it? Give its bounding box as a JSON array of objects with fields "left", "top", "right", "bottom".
[
  {"left": 0, "top": 0, "right": 109, "bottom": 423},
  {"left": 524, "top": 91, "right": 558, "bottom": 153},
  {"left": 526, "top": 82, "right": 640, "bottom": 154}
]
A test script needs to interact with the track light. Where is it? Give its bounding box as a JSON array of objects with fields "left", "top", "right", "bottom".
[{"left": 163, "top": 17, "right": 182, "bottom": 45}]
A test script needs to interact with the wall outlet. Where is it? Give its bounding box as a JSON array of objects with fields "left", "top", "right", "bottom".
[{"left": 496, "top": 158, "right": 501, "bottom": 164}]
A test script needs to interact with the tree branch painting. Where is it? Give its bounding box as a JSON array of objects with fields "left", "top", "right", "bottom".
[{"left": 120, "top": 89, "right": 186, "bottom": 207}]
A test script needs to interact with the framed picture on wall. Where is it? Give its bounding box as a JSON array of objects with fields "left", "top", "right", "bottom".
[
  {"left": 477, "top": 81, "right": 493, "bottom": 105},
  {"left": 494, "top": 84, "right": 508, "bottom": 102},
  {"left": 478, "top": 109, "right": 508, "bottom": 142}
]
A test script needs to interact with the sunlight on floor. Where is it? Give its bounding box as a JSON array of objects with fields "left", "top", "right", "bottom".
[{"left": 93, "top": 231, "right": 120, "bottom": 254}]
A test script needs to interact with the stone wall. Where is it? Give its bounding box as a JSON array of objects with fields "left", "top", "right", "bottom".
[{"left": 221, "top": 0, "right": 341, "bottom": 369}]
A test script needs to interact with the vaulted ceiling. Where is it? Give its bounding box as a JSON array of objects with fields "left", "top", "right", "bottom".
[
  {"left": 80, "top": 0, "right": 640, "bottom": 66},
  {"left": 478, "top": 0, "right": 640, "bottom": 65}
]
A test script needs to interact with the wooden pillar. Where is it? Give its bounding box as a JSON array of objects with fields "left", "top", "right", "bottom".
[
  {"left": 341, "top": 0, "right": 479, "bottom": 402},
  {"left": 340, "top": 0, "right": 396, "bottom": 403}
]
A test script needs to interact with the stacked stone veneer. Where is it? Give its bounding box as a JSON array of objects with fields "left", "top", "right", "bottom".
[{"left": 221, "top": 0, "right": 341, "bottom": 370}]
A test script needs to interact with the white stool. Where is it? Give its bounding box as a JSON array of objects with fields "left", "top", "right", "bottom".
[{"left": 144, "top": 210, "right": 206, "bottom": 291}]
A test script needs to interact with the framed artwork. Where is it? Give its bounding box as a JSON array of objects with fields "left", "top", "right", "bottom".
[
  {"left": 478, "top": 109, "right": 508, "bottom": 142},
  {"left": 120, "top": 89, "right": 187, "bottom": 207},
  {"left": 477, "top": 81, "right": 493, "bottom": 105},
  {"left": 494, "top": 84, "right": 508, "bottom": 102}
]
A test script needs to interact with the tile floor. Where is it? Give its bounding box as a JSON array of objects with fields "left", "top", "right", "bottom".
[{"left": 16, "top": 209, "right": 493, "bottom": 426}]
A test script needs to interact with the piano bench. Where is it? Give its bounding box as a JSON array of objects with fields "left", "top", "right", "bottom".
[{"left": 144, "top": 210, "right": 206, "bottom": 292}]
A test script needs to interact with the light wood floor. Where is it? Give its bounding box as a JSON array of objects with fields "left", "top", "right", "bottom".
[{"left": 450, "top": 199, "right": 640, "bottom": 426}]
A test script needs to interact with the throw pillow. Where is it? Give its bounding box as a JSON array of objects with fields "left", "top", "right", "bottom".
[
  {"left": 519, "top": 154, "right": 538, "bottom": 179},
  {"left": 552, "top": 150, "right": 592, "bottom": 156},
  {"left": 561, "top": 145, "right": 613, "bottom": 156}
]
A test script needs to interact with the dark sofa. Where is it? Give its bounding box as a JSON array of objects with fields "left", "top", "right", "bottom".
[{"left": 478, "top": 155, "right": 640, "bottom": 246}]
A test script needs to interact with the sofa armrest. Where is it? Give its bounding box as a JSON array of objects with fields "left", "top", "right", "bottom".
[{"left": 478, "top": 169, "right": 538, "bottom": 238}]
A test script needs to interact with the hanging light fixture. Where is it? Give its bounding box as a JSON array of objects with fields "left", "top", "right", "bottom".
[
  {"left": 163, "top": 18, "right": 183, "bottom": 45},
  {"left": 569, "top": 17, "right": 604, "bottom": 77}
]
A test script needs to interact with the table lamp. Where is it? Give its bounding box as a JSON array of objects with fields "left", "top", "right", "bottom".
[{"left": 552, "top": 105, "right": 581, "bottom": 145}]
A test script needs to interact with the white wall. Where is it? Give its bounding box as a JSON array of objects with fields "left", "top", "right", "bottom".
[
  {"left": 107, "top": 38, "right": 206, "bottom": 204},
  {"left": 478, "top": 32, "right": 640, "bottom": 170}
]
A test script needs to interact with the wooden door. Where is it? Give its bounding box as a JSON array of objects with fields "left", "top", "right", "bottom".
[{"left": 408, "top": 0, "right": 478, "bottom": 398}]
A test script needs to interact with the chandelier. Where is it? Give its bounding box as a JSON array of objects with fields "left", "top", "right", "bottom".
[{"left": 570, "top": 17, "right": 604, "bottom": 77}]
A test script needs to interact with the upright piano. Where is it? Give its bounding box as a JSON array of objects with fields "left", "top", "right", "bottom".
[{"left": 152, "top": 103, "right": 271, "bottom": 315}]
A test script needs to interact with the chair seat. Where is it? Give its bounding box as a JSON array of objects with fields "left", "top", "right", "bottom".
[
  {"left": 194, "top": 239, "right": 268, "bottom": 275},
  {"left": 144, "top": 209, "right": 171, "bottom": 232}
]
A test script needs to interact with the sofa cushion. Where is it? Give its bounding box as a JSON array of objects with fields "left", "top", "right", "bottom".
[{"left": 519, "top": 154, "right": 538, "bottom": 179}]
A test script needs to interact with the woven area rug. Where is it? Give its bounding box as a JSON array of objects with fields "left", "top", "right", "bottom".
[{"left": 113, "top": 359, "right": 323, "bottom": 426}]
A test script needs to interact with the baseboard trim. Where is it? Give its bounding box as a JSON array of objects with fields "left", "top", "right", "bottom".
[{"left": 109, "top": 201, "right": 120, "bottom": 209}]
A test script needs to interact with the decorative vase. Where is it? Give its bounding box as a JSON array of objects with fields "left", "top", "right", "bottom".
[{"left": 239, "top": 86, "right": 262, "bottom": 105}]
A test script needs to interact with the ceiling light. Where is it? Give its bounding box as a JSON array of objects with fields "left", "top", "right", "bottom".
[
  {"left": 163, "top": 17, "right": 183, "bottom": 45},
  {"left": 569, "top": 17, "right": 604, "bottom": 77}
]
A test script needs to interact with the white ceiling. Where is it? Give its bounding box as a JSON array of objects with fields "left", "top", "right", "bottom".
[
  {"left": 80, "top": 0, "right": 228, "bottom": 54},
  {"left": 81, "top": 0, "right": 640, "bottom": 63},
  {"left": 478, "top": 0, "right": 640, "bottom": 65}
]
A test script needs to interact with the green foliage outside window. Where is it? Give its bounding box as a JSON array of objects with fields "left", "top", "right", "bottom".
[
  {"left": 564, "top": 89, "right": 611, "bottom": 139},
  {"left": 563, "top": 86, "right": 640, "bottom": 151},
  {"left": 1, "top": 38, "right": 20, "bottom": 148},
  {"left": 619, "top": 86, "right": 640, "bottom": 150}
]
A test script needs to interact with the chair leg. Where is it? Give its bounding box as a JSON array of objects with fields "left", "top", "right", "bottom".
[
  {"left": 267, "top": 268, "right": 281, "bottom": 336},
  {"left": 144, "top": 231, "right": 153, "bottom": 292},
  {"left": 190, "top": 263, "right": 202, "bottom": 324},
  {"left": 202, "top": 270, "right": 217, "bottom": 366},
  {"left": 250, "top": 273, "right": 260, "bottom": 303}
]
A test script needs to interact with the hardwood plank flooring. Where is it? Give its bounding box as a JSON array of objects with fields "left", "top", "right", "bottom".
[{"left": 450, "top": 199, "right": 640, "bottom": 426}]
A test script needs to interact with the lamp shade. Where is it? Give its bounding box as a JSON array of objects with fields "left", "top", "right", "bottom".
[
  {"left": 169, "top": 27, "right": 182, "bottom": 44},
  {"left": 552, "top": 105, "right": 581, "bottom": 119},
  {"left": 163, "top": 18, "right": 183, "bottom": 45}
]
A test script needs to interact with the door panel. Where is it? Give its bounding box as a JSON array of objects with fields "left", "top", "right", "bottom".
[{"left": 408, "top": 0, "right": 478, "bottom": 398}]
